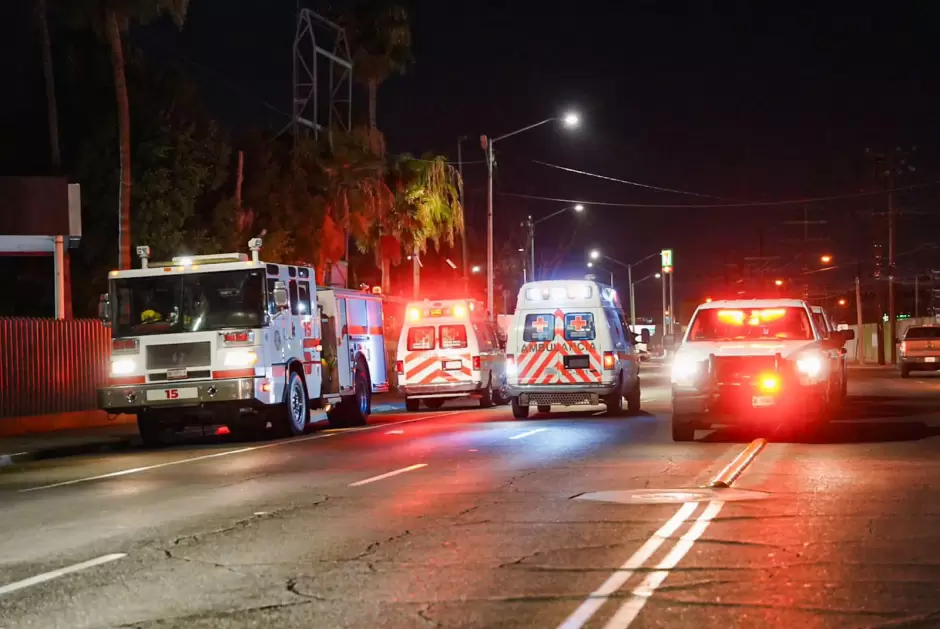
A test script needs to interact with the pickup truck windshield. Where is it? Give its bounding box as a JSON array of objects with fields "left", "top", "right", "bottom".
[
  {"left": 687, "top": 307, "right": 814, "bottom": 341},
  {"left": 112, "top": 270, "right": 266, "bottom": 337}
]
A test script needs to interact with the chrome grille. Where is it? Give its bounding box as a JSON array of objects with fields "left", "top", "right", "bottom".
[{"left": 146, "top": 342, "right": 211, "bottom": 370}]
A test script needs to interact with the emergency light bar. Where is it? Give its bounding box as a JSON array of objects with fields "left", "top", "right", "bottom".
[
  {"left": 407, "top": 300, "right": 476, "bottom": 322},
  {"left": 525, "top": 284, "right": 593, "bottom": 301}
]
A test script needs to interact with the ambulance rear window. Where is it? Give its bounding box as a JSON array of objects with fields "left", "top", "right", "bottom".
[
  {"left": 440, "top": 325, "right": 468, "bottom": 349},
  {"left": 407, "top": 326, "right": 435, "bottom": 350},
  {"left": 564, "top": 312, "right": 596, "bottom": 341},
  {"left": 523, "top": 314, "right": 555, "bottom": 342}
]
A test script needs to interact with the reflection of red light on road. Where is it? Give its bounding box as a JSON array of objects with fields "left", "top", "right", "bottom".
[{"left": 216, "top": 426, "right": 230, "bottom": 435}]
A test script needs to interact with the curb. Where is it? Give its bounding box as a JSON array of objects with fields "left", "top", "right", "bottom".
[{"left": 1, "top": 402, "right": 408, "bottom": 470}]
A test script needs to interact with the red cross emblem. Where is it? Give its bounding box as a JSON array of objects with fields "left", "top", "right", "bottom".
[
  {"left": 532, "top": 317, "right": 549, "bottom": 333},
  {"left": 569, "top": 315, "right": 588, "bottom": 331}
]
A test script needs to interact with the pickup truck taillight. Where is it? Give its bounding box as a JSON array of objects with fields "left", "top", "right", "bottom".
[
  {"left": 472, "top": 355, "right": 481, "bottom": 370},
  {"left": 396, "top": 360, "right": 404, "bottom": 374},
  {"left": 111, "top": 338, "right": 139, "bottom": 354}
]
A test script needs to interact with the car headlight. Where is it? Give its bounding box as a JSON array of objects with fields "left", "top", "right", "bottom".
[
  {"left": 224, "top": 349, "right": 258, "bottom": 367},
  {"left": 796, "top": 352, "right": 824, "bottom": 378},
  {"left": 110, "top": 357, "right": 136, "bottom": 375},
  {"left": 671, "top": 355, "right": 700, "bottom": 384}
]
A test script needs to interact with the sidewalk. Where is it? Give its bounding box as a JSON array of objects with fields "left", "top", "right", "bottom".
[{"left": 0, "top": 393, "right": 406, "bottom": 469}]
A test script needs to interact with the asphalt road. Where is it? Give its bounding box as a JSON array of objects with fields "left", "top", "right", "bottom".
[{"left": 3, "top": 364, "right": 940, "bottom": 628}]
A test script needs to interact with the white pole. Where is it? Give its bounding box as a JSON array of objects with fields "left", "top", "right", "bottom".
[
  {"left": 54, "top": 235, "right": 65, "bottom": 319},
  {"left": 486, "top": 140, "right": 495, "bottom": 316}
]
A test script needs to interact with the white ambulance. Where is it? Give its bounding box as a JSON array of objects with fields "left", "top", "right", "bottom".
[
  {"left": 97, "top": 239, "right": 388, "bottom": 446},
  {"left": 396, "top": 299, "right": 508, "bottom": 410},
  {"left": 505, "top": 280, "right": 642, "bottom": 418}
]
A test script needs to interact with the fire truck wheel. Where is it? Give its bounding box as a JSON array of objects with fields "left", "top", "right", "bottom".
[
  {"left": 626, "top": 378, "right": 642, "bottom": 414},
  {"left": 480, "top": 376, "right": 495, "bottom": 408},
  {"left": 276, "top": 370, "right": 309, "bottom": 437},
  {"left": 511, "top": 396, "right": 529, "bottom": 419},
  {"left": 604, "top": 376, "right": 624, "bottom": 415},
  {"left": 137, "top": 411, "right": 167, "bottom": 448},
  {"left": 330, "top": 359, "right": 371, "bottom": 428},
  {"left": 405, "top": 398, "right": 420, "bottom": 412}
]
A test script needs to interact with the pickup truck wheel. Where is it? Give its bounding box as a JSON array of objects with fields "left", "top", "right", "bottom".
[
  {"left": 511, "top": 396, "right": 529, "bottom": 419},
  {"left": 275, "top": 371, "right": 309, "bottom": 437},
  {"left": 900, "top": 365, "right": 911, "bottom": 378},
  {"left": 405, "top": 397, "right": 420, "bottom": 412},
  {"left": 671, "top": 414, "right": 696, "bottom": 442},
  {"left": 137, "top": 411, "right": 167, "bottom": 448}
]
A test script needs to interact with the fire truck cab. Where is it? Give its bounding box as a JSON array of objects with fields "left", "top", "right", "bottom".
[
  {"left": 396, "top": 299, "right": 508, "bottom": 411},
  {"left": 97, "top": 239, "right": 388, "bottom": 446},
  {"left": 505, "top": 280, "right": 641, "bottom": 418}
]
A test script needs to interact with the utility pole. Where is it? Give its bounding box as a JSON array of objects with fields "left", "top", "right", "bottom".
[
  {"left": 783, "top": 208, "right": 827, "bottom": 300},
  {"left": 855, "top": 272, "right": 864, "bottom": 364},
  {"left": 915, "top": 274, "right": 920, "bottom": 318},
  {"left": 668, "top": 268, "right": 675, "bottom": 335},
  {"left": 457, "top": 136, "right": 468, "bottom": 279},
  {"left": 661, "top": 272, "right": 668, "bottom": 340},
  {"left": 628, "top": 264, "right": 636, "bottom": 329},
  {"left": 888, "top": 186, "right": 896, "bottom": 362},
  {"left": 484, "top": 136, "right": 495, "bottom": 315},
  {"left": 526, "top": 215, "right": 535, "bottom": 281}
]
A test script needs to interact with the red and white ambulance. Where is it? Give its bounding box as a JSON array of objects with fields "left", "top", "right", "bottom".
[
  {"left": 396, "top": 299, "right": 508, "bottom": 410},
  {"left": 505, "top": 280, "right": 642, "bottom": 417}
]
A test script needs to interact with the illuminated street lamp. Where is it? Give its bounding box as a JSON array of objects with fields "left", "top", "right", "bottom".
[
  {"left": 482, "top": 109, "right": 582, "bottom": 315},
  {"left": 527, "top": 204, "right": 587, "bottom": 280},
  {"left": 775, "top": 279, "right": 784, "bottom": 286},
  {"left": 471, "top": 265, "right": 481, "bottom": 274},
  {"left": 821, "top": 254, "right": 833, "bottom": 264},
  {"left": 838, "top": 298, "right": 847, "bottom": 306}
]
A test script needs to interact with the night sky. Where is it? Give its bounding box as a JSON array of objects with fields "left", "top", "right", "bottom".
[{"left": 3, "top": 1, "right": 940, "bottom": 315}]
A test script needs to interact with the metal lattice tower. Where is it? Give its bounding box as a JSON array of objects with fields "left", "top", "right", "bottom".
[{"left": 292, "top": 8, "right": 353, "bottom": 147}]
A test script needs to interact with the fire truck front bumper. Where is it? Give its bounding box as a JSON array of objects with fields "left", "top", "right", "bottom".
[
  {"left": 506, "top": 382, "right": 617, "bottom": 406},
  {"left": 98, "top": 377, "right": 270, "bottom": 413}
]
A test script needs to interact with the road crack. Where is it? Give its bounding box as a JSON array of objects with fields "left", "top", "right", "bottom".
[{"left": 351, "top": 529, "right": 413, "bottom": 560}]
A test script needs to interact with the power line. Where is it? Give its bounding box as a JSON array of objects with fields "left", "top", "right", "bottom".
[
  {"left": 530, "top": 160, "right": 736, "bottom": 200},
  {"left": 495, "top": 181, "right": 940, "bottom": 209}
]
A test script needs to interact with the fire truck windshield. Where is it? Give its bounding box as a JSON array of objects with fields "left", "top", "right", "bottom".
[
  {"left": 687, "top": 307, "right": 814, "bottom": 342},
  {"left": 112, "top": 270, "right": 266, "bottom": 337}
]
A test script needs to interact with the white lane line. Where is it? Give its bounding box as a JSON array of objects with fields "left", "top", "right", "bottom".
[
  {"left": 0, "top": 553, "right": 126, "bottom": 597},
  {"left": 348, "top": 463, "right": 427, "bottom": 487},
  {"left": 602, "top": 500, "right": 724, "bottom": 629},
  {"left": 19, "top": 409, "right": 471, "bottom": 493},
  {"left": 556, "top": 502, "right": 699, "bottom": 629},
  {"left": 510, "top": 428, "right": 550, "bottom": 440}
]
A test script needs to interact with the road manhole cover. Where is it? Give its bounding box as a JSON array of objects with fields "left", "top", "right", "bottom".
[{"left": 574, "top": 487, "right": 770, "bottom": 505}]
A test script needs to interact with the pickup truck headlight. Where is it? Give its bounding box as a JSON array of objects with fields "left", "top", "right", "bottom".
[
  {"left": 671, "top": 355, "right": 700, "bottom": 385},
  {"left": 795, "top": 352, "right": 824, "bottom": 379}
]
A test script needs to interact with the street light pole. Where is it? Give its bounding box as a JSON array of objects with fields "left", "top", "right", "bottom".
[
  {"left": 457, "top": 135, "right": 468, "bottom": 279},
  {"left": 527, "top": 215, "right": 535, "bottom": 281},
  {"left": 661, "top": 271, "right": 668, "bottom": 337},
  {"left": 485, "top": 138, "right": 495, "bottom": 316},
  {"left": 669, "top": 268, "right": 676, "bottom": 335},
  {"left": 482, "top": 112, "right": 580, "bottom": 317},
  {"left": 628, "top": 264, "right": 636, "bottom": 329}
]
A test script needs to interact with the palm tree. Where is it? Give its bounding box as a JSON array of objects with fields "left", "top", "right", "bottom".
[
  {"left": 70, "top": 1, "right": 190, "bottom": 269},
  {"left": 343, "top": 0, "right": 413, "bottom": 149},
  {"left": 393, "top": 154, "right": 463, "bottom": 298},
  {"left": 36, "top": 0, "right": 61, "bottom": 168}
]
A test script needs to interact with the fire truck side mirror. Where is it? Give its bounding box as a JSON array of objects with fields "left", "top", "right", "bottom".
[
  {"left": 98, "top": 293, "right": 111, "bottom": 325},
  {"left": 273, "top": 281, "right": 290, "bottom": 311}
]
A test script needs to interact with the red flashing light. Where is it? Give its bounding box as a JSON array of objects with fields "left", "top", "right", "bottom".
[
  {"left": 223, "top": 331, "right": 251, "bottom": 343},
  {"left": 396, "top": 360, "right": 404, "bottom": 374},
  {"left": 603, "top": 351, "right": 615, "bottom": 370},
  {"left": 472, "top": 355, "right": 481, "bottom": 370},
  {"left": 758, "top": 373, "right": 780, "bottom": 393}
]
